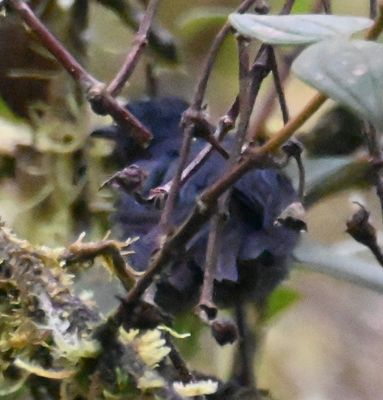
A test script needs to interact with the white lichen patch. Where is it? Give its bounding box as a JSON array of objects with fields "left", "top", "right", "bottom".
[{"left": 172, "top": 379, "right": 219, "bottom": 397}]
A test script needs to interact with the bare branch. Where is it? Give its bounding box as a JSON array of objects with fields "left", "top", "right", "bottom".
[
  {"left": 198, "top": 36, "right": 252, "bottom": 318},
  {"left": 363, "top": 122, "right": 383, "bottom": 223},
  {"left": 321, "top": 0, "right": 332, "bottom": 14},
  {"left": 107, "top": 0, "right": 160, "bottom": 96},
  {"left": 346, "top": 203, "right": 383, "bottom": 268},
  {"left": 192, "top": 0, "right": 258, "bottom": 109},
  {"left": 280, "top": 0, "right": 296, "bottom": 15},
  {"left": 62, "top": 236, "right": 140, "bottom": 291},
  {"left": 366, "top": 1, "right": 383, "bottom": 40},
  {"left": 371, "top": 0, "right": 378, "bottom": 19},
  {"left": 7, "top": 0, "right": 96, "bottom": 87},
  {"left": 7, "top": 0, "right": 153, "bottom": 146},
  {"left": 158, "top": 0, "right": 258, "bottom": 233},
  {"left": 269, "top": 47, "right": 289, "bottom": 124},
  {"left": 152, "top": 96, "right": 239, "bottom": 200},
  {"left": 232, "top": 303, "right": 256, "bottom": 387}
]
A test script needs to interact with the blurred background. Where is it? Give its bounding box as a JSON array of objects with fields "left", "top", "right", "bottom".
[{"left": 1, "top": 0, "right": 383, "bottom": 399}]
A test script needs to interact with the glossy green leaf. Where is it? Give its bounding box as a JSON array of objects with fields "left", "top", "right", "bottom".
[
  {"left": 293, "top": 39, "right": 383, "bottom": 131},
  {"left": 229, "top": 14, "right": 372, "bottom": 45},
  {"left": 294, "top": 238, "right": 383, "bottom": 294},
  {"left": 262, "top": 287, "right": 301, "bottom": 323}
]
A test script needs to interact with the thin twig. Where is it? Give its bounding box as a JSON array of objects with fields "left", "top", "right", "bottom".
[
  {"left": 7, "top": 0, "right": 153, "bottom": 146},
  {"left": 269, "top": 49, "right": 307, "bottom": 202},
  {"left": 363, "top": 122, "right": 383, "bottom": 223},
  {"left": 165, "top": 335, "right": 195, "bottom": 383},
  {"left": 180, "top": 103, "right": 238, "bottom": 183},
  {"left": 97, "top": 0, "right": 177, "bottom": 62},
  {"left": 155, "top": 0, "right": 296, "bottom": 206},
  {"left": 280, "top": 0, "right": 296, "bottom": 15},
  {"left": 107, "top": 0, "right": 160, "bottom": 96},
  {"left": 158, "top": 123, "right": 194, "bottom": 233},
  {"left": 152, "top": 98, "right": 240, "bottom": 197},
  {"left": 250, "top": 50, "right": 296, "bottom": 140},
  {"left": 63, "top": 237, "right": 140, "bottom": 291},
  {"left": 269, "top": 47, "right": 289, "bottom": 124},
  {"left": 321, "top": 0, "right": 332, "bottom": 14},
  {"left": 117, "top": 1, "right": 383, "bottom": 310},
  {"left": 296, "top": 152, "right": 305, "bottom": 200},
  {"left": 93, "top": 92, "right": 153, "bottom": 146},
  {"left": 198, "top": 216, "right": 224, "bottom": 319},
  {"left": 121, "top": 2, "right": 328, "bottom": 308},
  {"left": 371, "top": 0, "right": 378, "bottom": 19},
  {"left": 8, "top": 0, "right": 96, "bottom": 87},
  {"left": 366, "top": 1, "right": 383, "bottom": 40},
  {"left": 192, "top": 0, "right": 257, "bottom": 109},
  {"left": 121, "top": 92, "right": 325, "bottom": 307},
  {"left": 346, "top": 202, "right": 383, "bottom": 268},
  {"left": 270, "top": 48, "right": 307, "bottom": 202},
  {"left": 198, "top": 36, "right": 252, "bottom": 318},
  {"left": 158, "top": 0, "right": 257, "bottom": 233},
  {"left": 233, "top": 303, "right": 255, "bottom": 387},
  {"left": 251, "top": 0, "right": 324, "bottom": 137},
  {"left": 233, "top": 37, "right": 253, "bottom": 155},
  {"left": 369, "top": 242, "right": 383, "bottom": 267}
]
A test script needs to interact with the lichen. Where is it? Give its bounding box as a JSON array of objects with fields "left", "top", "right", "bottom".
[{"left": 0, "top": 224, "right": 185, "bottom": 399}]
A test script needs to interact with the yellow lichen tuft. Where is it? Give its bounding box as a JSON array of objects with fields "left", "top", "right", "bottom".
[
  {"left": 172, "top": 379, "right": 219, "bottom": 397},
  {"left": 119, "top": 327, "right": 171, "bottom": 368}
]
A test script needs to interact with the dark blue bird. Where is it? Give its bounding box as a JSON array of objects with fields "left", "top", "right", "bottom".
[{"left": 92, "top": 96, "right": 299, "bottom": 313}]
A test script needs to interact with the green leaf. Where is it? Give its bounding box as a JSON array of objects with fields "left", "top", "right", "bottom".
[
  {"left": 262, "top": 287, "right": 301, "bottom": 323},
  {"left": 229, "top": 14, "right": 372, "bottom": 45},
  {"left": 293, "top": 39, "right": 383, "bottom": 131},
  {"left": 294, "top": 238, "right": 383, "bottom": 294}
]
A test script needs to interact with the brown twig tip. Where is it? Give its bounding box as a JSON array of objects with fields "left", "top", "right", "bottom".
[
  {"left": 346, "top": 202, "right": 383, "bottom": 268},
  {"left": 346, "top": 203, "right": 376, "bottom": 245},
  {"left": 282, "top": 140, "right": 305, "bottom": 200},
  {"left": 182, "top": 109, "right": 229, "bottom": 159},
  {"left": 100, "top": 165, "right": 148, "bottom": 193},
  {"left": 63, "top": 235, "right": 140, "bottom": 290}
]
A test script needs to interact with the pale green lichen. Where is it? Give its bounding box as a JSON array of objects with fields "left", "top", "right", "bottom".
[
  {"left": 119, "top": 328, "right": 171, "bottom": 368},
  {"left": 0, "top": 225, "right": 187, "bottom": 399}
]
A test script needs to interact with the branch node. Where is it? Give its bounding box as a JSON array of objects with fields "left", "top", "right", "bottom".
[
  {"left": 197, "top": 302, "right": 218, "bottom": 321},
  {"left": 346, "top": 202, "right": 377, "bottom": 247}
]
